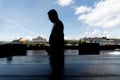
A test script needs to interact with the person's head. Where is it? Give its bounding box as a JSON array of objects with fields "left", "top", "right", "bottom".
[{"left": 48, "top": 9, "right": 59, "bottom": 23}]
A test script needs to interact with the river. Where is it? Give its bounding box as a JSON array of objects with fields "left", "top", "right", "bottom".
[
  {"left": 27, "top": 50, "right": 120, "bottom": 55},
  {"left": 0, "top": 50, "right": 120, "bottom": 64}
]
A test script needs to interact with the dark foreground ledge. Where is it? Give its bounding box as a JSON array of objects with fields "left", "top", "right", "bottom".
[
  {"left": 27, "top": 44, "right": 120, "bottom": 50},
  {"left": 0, "top": 43, "right": 120, "bottom": 58},
  {"left": 0, "top": 44, "right": 27, "bottom": 58},
  {"left": 27, "top": 43, "right": 120, "bottom": 55}
]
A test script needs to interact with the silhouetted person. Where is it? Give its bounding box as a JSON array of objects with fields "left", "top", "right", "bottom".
[{"left": 47, "top": 9, "right": 64, "bottom": 80}]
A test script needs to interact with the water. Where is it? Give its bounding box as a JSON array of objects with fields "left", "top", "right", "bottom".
[
  {"left": 0, "top": 50, "right": 120, "bottom": 64},
  {"left": 27, "top": 50, "right": 120, "bottom": 55},
  {"left": 27, "top": 50, "right": 79, "bottom": 56}
]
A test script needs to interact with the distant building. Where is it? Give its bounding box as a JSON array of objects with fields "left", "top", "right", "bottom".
[
  {"left": 19, "top": 38, "right": 29, "bottom": 44},
  {"left": 0, "top": 41, "right": 11, "bottom": 45},
  {"left": 12, "top": 38, "right": 29, "bottom": 44},
  {"left": 32, "top": 36, "right": 47, "bottom": 44},
  {"left": 12, "top": 39, "right": 21, "bottom": 44},
  {"left": 81, "top": 37, "right": 119, "bottom": 45}
]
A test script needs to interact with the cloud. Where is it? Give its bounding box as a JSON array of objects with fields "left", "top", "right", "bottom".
[
  {"left": 56, "top": 0, "right": 74, "bottom": 7},
  {"left": 82, "top": 29, "right": 120, "bottom": 38},
  {"left": 82, "top": 29, "right": 111, "bottom": 38},
  {"left": 75, "top": 0, "right": 120, "bottom": 28},
  {"left": 75, "top": 6, "right": 92, "bottom": 14}
]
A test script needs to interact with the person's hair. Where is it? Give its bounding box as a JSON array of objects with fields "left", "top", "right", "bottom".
[{"left": 48, "top": 9, "right": 58, "bottom": 18}]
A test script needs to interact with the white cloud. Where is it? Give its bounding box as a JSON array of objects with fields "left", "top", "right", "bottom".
[
  {"left": 82, "top": 29, "right": 120, "bottom": 38},
  {"left": 82, "top": 29, "right": 111, "bottom": 38},
  {"left": 56, "top": 0, "right": 74, "bottom": 7},
  {"left": 76, "top": 0, "right": 120, "bottom": 28},
  {"left": 75, "top": 6, "right": 92, "bottom": 14}
]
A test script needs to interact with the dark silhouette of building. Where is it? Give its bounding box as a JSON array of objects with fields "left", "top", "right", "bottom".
[{"left": 47, "top": 9, "right": 64, "bottom": 80}]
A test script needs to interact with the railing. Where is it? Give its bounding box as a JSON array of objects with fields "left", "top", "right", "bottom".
[
  {"left": 1, "top": 43, "right": 120, "bottom": 58},
  {"left": 27, "top": 43, "right": 100, "bottom": 55},
  {"left": 0, "top": 44, "right": 26, "bottom": 58}
]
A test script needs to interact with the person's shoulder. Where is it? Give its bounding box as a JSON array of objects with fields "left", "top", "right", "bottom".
[{"left": 56, "top": 20, "right": 63, "bottom": 25}]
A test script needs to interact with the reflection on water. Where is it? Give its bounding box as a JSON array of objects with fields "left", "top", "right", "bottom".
[
  {"left": 100, "top": 50, "right": 120, "bottom": 55},
  {"left": 27, "top": 50, "right": 120, "bottom": 55},
  {"left": 109, "top": 51, "right": 120, "bottom": 55},
  {"left": 64, "top": 50, "right": 78, "bottom": 55},
  {"left": 0, "top": 50, "right": 120, "bottom": 64},
  {"left": 27, "top": 50, "right": 48, "bottom": 55},
  {"left": 27, "top": 50, "right": 79, "bottom": 55}
]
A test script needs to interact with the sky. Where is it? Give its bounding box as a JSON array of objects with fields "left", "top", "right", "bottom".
[{"left": 0, "top": 0, "right": 120, "bottom": 41}]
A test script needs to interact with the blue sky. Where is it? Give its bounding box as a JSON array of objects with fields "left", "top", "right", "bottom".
[{"left": 0, "top": 0, "right": 120, "bottom": 41}]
